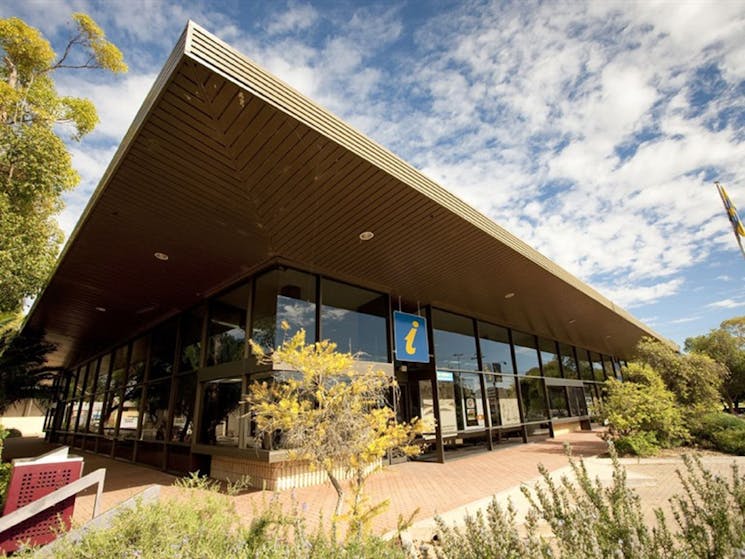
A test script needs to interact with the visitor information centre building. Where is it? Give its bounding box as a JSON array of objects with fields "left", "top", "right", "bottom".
[{"left": 25, "top": 23, "right": 666, "bottom": 489}]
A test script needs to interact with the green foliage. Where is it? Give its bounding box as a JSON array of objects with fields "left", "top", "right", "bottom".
[
  {"left": 0, "top": 425, "right": 11, "bottom": 506},
  {"left": 433, "top": 447, "right": 745, "bottom": 559},
  {"left": 614, "top": 432, "right": 660, "bottom": 458},
  {"left": 686, "top": 317, "right": 745, "bottom": 412},
  {"left": 671, "top": 455, "right": 745, "bottom": 558},
  {"left": 689, "top": 411, "right": 745, "bottom": 455},
  {"left": 0, "top": 330, "right": 58, "bottom": 414},
  {"left": 635, "top": 337, "right": 726, "bottom": 414},
  {"left": 0, "top": 14, "right": 125, "bottom": 313},
  {"left": 602, "top": 363, "right": 688, "bottom": 455},
  {"left": 35, "top": 480, "right": 405, "bottom": 559},
  {"left": 246, "top": 327, "right": 425, "bottom": 523}
]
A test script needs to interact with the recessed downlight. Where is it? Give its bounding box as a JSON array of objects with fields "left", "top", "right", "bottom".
[
  {"left": 154, "top": 251, "right": 169, "bottom": 261},
  {"left": 95, "top": 306, "right": 107, "bottom": 312},
  {"left": 359, "top": 231, "right": 374, "bottom": 241},
  {"left": 504, "top": 292, "right": 515, "bottom": 299},
  {"left": 568, "top": 319, "right": 577, "bottom": 324}
]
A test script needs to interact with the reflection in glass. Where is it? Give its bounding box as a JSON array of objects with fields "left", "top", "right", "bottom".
[
  {"left": 454, "top": 372, "right": 484, "bottom": 430},
  {"left": 170, "top": 373, "right": 196, "bottom": 443},
  {"left": 149, "top": 319, "right": 177, "bottom": 380},
  {"left": 519, "top": 377, "right": 548, "bottom": 421},
  {"left": 558, "top": 344, "right": 579, "bottom": 380},
  {"left": 207, "top": 283, "right": 250, "bottom": 366},
  {"left": 479, "top": 322, "right": 514, "bottom": 374},
  {"left": 589, "top": 352, "right": 605, "bottom": 381},
  {"left": 538, "top": 338, "right": 561, "bottom": 378},
  {"left": 432, "top": 310, "right": 478, "bottom": 371},
  {"left": 141, "top": 380, "right": 171, "bottom": 441},
  {"left": 577, "top": 349, "right": 594, "bottom": 381},
  {"left": 548, "top": 386, "right": 569, "bottom": 418},
  {"left": 102, "top": 346, "right": 128, "bottom": 436},
  {"left": 568, "top": 386, "right": 588, "bottom": 416},
  {"left": 198, "top": 378, "right": 242, "bottom": 446},
  {"left": 321, "top": 279, "right": 388, "bottom": 362},
  {"left": 485, "top": 374, "right": 521, "bottom": 426},
  {"left": 512, "top": 331, "right": 540, "bottom": 376},
  {"left": 252, "top": 268, "right": 316, "bottom": 350},
  {"left": 179, "top": 306, "right": 205, "bottom": 373}
]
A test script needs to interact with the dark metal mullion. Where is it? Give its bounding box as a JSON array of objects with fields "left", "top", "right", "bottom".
[
  {"left": 112, "top": 342, "right": 133, "bottom": 458},
  {"left": 507, "top": 329, "right": 528, "bottom": 443},
  {"left": 536, "top": 336, "right": 554, "bottom": 438},
  {"left": 164, "top": 317, "right": 183, "bottom": 470},
  {"left": 315, "top": 273, "right": 322, "bottom": 343},
  {"left": 73, "top": 363, "right": 91, "bottom": 436},
  {"left": 133, "top": 334, "right": 154, "bottom": 461},
  {"left": 474, "top": 320, "right": 493, "bottom": 451},
  {"left": 425, "top": 306, "right": 445, "bottom": 463},
  {"left": 83, "top": 359, "right": 102, "bottom": 435}
]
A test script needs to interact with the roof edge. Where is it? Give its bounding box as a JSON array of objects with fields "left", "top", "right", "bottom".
[
  {"left": 183, "top": 22, "right": 669, "bottom": 347},
  {"left": 21, "top": 24, "right": 192, "bottom": 336}
]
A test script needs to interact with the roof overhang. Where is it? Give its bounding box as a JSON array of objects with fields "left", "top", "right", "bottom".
[{"left": 23, "top": 22, "right": 670, "bottom": 367}]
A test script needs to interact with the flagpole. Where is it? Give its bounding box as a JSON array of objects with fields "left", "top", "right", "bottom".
[{"left": 715, "top": 181, "right": 745, "bottom": 260}]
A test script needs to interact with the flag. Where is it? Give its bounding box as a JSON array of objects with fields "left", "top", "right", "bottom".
[{"left": 716, "top": 181, "right": 745, "bottom": 257}]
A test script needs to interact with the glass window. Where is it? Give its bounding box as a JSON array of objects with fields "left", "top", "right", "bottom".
[
  {"left": 577, "top": 349, "right": 594, "bottom": 381},
  {"left": 207, "top": 283, "right": 250, "bottom": 366},
  {"left": 321, "top": 279, "right": 388, "bottom": 362},
  {"left": 512, "top": 331, "right": 540, "bottom": 376},
  {"left": 179, "top": 306, "right": 205, "bottom": 373},
  {"left": 149, "top": 319, "right": 178, "bottom": 380},
  {"left": 95, "top": 353, "right": 112, "bottom": 395},
  {"left": 589, "top": 352, "right": 605, "bottom": 381},
  {"left": 479, "top": 322, "right": 514, "bottom": 374},
  {"left": 558, "top": 344, "right": 579, "bottom": 380},
  {"left": 252, "top": 268, "right": 316, "bottom": 350},
  {"left": 102, "top": 345, "right": 129, "bottom": 436},
  {"left": 485, "top": 374, "right": 520, "bottom": 426},
  {"left": 140, "top": 379, "right": 171, "bottom": 441},
  {"left": 170, "top": 373, "right": 196, "bottom": 443},
  {"left": 432, "top": 309, "right": 478, "bottom": 371},
  {"left": 519, "top": 377, "right": 548, "bottom": 421},
  {"left": 548, "top": 386, "right": 569, "bottom": 418},
  {"left": 454, "top": 372, "right": 484, "bottom": 430},
  {"left": 538, "top": 338, "right": 561, "bottom": 378},
  {"left": 73, "top": 363, "right": 93, "bottom": 432},
  {"left": 198, "top": 378, "right": 242, "bottom": 446},
  {"left": 600, "top": 355, "right": 613, "bottom": 380},
  {"left": 568, "top": 386, "right": 588, "bottom": 416}
]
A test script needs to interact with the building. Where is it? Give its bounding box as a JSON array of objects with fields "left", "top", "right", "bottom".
[{"left": 25, "top": 22, "right": 665, "bottom": 489}]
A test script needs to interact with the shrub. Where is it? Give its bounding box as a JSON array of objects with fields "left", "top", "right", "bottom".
[
  {"left": 0, "top": 425, "right": 11, "bottom": 506},
  {"left": 712, "top": 429, "right": 745, "bottom": 455},
  {"left": 689, "top": 412, "right": 745, "bottom": 455},
  {"left": 433, "top": 446, "right": 745, "bottom": 559},
  {"left": 602, "top": 363, "right": 688, "bottom": 455},
  {"left": 614, "top": 432, "right": 660, "bottom": 457},
  {"left": 30, "top": 475, "right": 406, "bottom": 559}
]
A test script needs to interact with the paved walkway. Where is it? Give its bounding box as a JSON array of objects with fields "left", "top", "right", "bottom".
[{"left": 5, "top": 432, "right": 744, "bottom": 542}]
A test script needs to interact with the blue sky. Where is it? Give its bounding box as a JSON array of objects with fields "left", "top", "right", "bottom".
[{"left": 4, "top": 0, "right": 745, "bottom": 348}]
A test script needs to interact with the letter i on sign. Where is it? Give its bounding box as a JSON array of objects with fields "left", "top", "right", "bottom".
[{"left": 405, "top": 321, "right": 419, "bottom": 355}]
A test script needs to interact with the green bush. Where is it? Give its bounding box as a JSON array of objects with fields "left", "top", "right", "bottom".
[
  {"left": 614, "top": 432, "right": 660, "bottom": 457},
  {"left": 602, "top": 362, "right": 688, "bottom": 455},
  {"left": 433, "top": 447, "right": 745, "bottom": 559},
  {"left": 690, "top": 412, "right": 745, "bottom": 455},
  {"left": 712, "top": 429, "right": 745, "bottom": 455},
  {"left": 29, "top": 476, "right": 406, "bottom": 559},
  {"left": 0, "top": 425, "right": 11, "bottom": 506}
]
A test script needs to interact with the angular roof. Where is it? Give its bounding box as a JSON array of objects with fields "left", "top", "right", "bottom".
[{"left": 24, "top": 22, "right": 669, "bottom": 367}]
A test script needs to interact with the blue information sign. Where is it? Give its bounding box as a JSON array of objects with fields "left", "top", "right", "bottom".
[{"left": 393, "top": 311, "right": 429, "bottom": 363}]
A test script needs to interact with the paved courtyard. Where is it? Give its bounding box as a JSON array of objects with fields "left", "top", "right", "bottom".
[{"left": 4, "top": 431, "right": 745, "bottom": 541}]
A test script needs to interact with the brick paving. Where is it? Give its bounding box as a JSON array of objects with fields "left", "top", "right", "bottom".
[{"left": 5, "top": 432, "right": 744, "bottom": 541}]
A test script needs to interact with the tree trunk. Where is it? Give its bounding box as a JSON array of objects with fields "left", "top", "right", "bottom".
[{"left": 326, "top": 469, "right": 345, "bottom": 517}]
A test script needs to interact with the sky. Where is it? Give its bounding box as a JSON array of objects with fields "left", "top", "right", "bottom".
[{"left": 3, "top": 0, "right": 745, "bottom": 348}]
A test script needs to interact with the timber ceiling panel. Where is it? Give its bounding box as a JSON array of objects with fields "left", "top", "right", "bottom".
[{"left": 24, "top": 23, "right": 668, "bottom": 367}]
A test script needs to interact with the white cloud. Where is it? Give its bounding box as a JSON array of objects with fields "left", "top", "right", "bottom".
[
  {"left": 707, "top": 298, "right": 745, "bottom": 309},
  {"left": 265, "top": 3, "right": 318, "bottom": 36}
]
